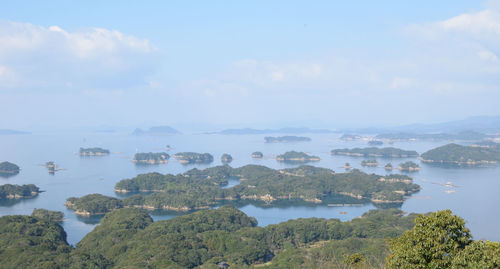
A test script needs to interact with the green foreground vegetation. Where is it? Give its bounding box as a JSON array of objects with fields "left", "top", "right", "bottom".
[
  {"left": 67, "top": 164, "right": 419, "bottom": 215},
  {"left": 0, "top": 207, "right": 497, "bottom": 268}
]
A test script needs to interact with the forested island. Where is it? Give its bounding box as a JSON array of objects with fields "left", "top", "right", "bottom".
[
  {"left": 173, "top": 152, "right": 214, "bottom": 164},
  {"left": 421, "top": 142, "right": 500, "bottom": 166},
  {"left": 67, "top": 164, "right": 420, "bottom": 215},
  {"left": 0, "top": 161, "right": 20, "bottom": 177},
  {"left": 0, "top": 207, "right": 497, "bottom": 268},
  {"left": 330, "top": 147, "right": 419, "bottom": 158},
  {"left": 361, "top": 159, "right": 378, "bottom": 167},
  {"left": 264, "top": 136, "right": 311, "bottom": 143},
  {"left": 221, "top": 153, "right": 233, "bottom": 164},
  {"left": 276, "top": 151, "right": 320, "bottom": 163},
  {"left": 0, "top": 184, "right": 40, "bottom": 199},
  {"left": 79, "top": 147, "right": 110, "bottom": 156},
  {"left": 252, "top": 151, "right": 263, "bottom": 158},
  {"left": 398, "top": 161, "right": 420, "bottom": 172},
  {"left": 384, "top": 163, "right": 393, "bottom": 171},
  {"left": 368, "top": 140, "right": 383, "bottom": 146},
  {"left": 133, "top": 152, "right": 170, "bottom": 164}
]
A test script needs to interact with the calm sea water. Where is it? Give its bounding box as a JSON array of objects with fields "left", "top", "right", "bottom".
[{"left": 0, "top": 132, "right": 499, "bottom": 245}]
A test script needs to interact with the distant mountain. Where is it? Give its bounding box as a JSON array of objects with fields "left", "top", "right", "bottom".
[
  {"left": 343, "top": 116, "right": 500, "bottom": 134},
  {"left": 132, "top": 126, "right": 181, "bottom": 135},
  {"left": 216, "top": 127, "right": 334, "bottom": 135},
  {"left": 0, "top": 129, "right": 30, "bottom": 135}
]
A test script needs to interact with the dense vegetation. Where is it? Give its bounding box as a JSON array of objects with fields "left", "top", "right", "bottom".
[
  {"left": 133, "top": 152, "right": 170, "bottom": 164},
  {"left": 1, "top": 207, "right": 497, "bottom": 268},
  {"left": 276, "top": 151, "right": 320, "bottom": 163},
  {"left": 0, "top": 161, "right": 20, "bottom": 174},
  {"left": 66, "top": 194, "right": 123, "bottom": 216},
  {"left": 96, "top": 164, "right": 421, "bottom": 214},
  {"left": 0, "top": 207, "right": 418, "bottom": 268},
  {"left": 264, "top": 136, "right": 312, "bottom": 143},
  {"left": 331, "top": 147, "right": 419, "bottom": 158},
  {"left": 174, "top": 152, "right": 214, "bottom": 164},
  {"left": 384, "top": 163, "right": 393, "bottom": 170},
  {"left": 221, "top": 153, "right": 233, "bottom": 164},
  {"left": 252, "top": 151, "right": 263, "bottom": 158},
  {"left": 31, "top": 209, "right": 64, "bottom": 222},
  {"left": 386, "top": 210, "right": 500, "bottom": 268},
  {"left": 398, "top": 161, "right": 420, "bottom": 171},
  {"left": 0, "top": 184, "right": 40, "bottom": 199},
  {"left": 79, "top": 147, "right": 110, "bottom": 156},
  {"left": 361, "top": 159, "right": 378, "bottom": 167},
  {"left": 421, "top": 143, "right": 500, "bottom": 166}
]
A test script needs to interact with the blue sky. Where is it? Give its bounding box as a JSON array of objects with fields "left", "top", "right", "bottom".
[{"left": 0, "top": 0, "right": 498, "bottom": 131}]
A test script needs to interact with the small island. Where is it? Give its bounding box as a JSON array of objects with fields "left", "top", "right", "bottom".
[
  {"left": 344, "top": 162, "right": 351, "bottom": 170},
  {"left": 331, "top": 147, "right": 419, "bottom": 158},
  {"left": 44, "top": 161, "right": 63, "bottom": 173},
  {"left": 65, "top": 194, "right": 123, "bottom": 216},
  {"left": 31, "top": 209, "right": 64, "bottom": 222},
  {"left": 384, "top": 163, "right": 393, "bottom": 171},
  {"left": 340, "top": 134, "right": 362, "bottom": 141},
  {"left": 0, "top": 184, "right": 40, "bottom": 199},
  {"left": 398, "top": 161, "right": 420, "bottom": 172},
  {"left": 173, "top": 152, "right": 214, "bottom": 164},
  {"left": 368, "top": 140, "right": 383, "bottom": 146},
  {"left": 0, "top": 161, "right": 20, "bottom": 177},
  {"left": 421, "top": 143, "right": 500, "bottom": 166},
  {"left": 79, "top": 147, "right": 110, "bottom": 156},
  {"left": 133, "top": 152, "right": 170, "bottom": 164},
  {"left": 251, "top": 151, "right": 263, "bottom": 158},
  {"left": 361, "top": 159, "right": 378, "bottom": 167},
  {"left": 221, "top": 153, "right": 233, "bottom": 164},
  {"left": 276, "top": 151, "right": 320, "bottom": 163},
  {"left": 264, "top": 136, "right": 311, "bottom": 143}
]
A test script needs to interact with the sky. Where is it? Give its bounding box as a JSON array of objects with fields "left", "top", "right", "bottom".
[{"left": 0, "top": 0, "right": 499, "bottom": 131}]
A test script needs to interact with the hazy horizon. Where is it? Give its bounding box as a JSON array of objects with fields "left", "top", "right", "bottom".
[{"left": 2, "top": 0, "right": 500, "bottom": 130}]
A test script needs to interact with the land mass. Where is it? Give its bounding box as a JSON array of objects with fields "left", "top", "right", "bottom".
[
  {"left": 132, "top": 126, "right": 181, "bottom": 135},
  {"left": 79, "top": 147, "right": 110, "bottom": 156},
  {"left": 331, "top": 147, "right": 419, "bottom": 158},
  {"left": 133, "top": 152, "right": 170, "bottom": 164},
  {"left": 0, "top": 161, "right": 20, "bottom": 176},
  {"left": 421, "top": 143, "right": 500, "bottom": 166},
  {"left": 264, "top": 136, "right": 312, "bottom": 143},
  {"left": 216, "top": 127, "right": 333, "bottom": 135},
  {"left": 173, "top": 152, "right": 214, "bottom": 164},
  {"left": 67, "top": 164, "right": 419, "bottom": 215},
  {"left": 0, "top": 184, "right": 40, "bottom": 199},
  {"left": 276, "top": 151, "right": 320, "bottom": 163}
]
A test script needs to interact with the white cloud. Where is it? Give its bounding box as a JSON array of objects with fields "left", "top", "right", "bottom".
[{"left": 0, "top": 20, "right": 158, "bottom": 90}]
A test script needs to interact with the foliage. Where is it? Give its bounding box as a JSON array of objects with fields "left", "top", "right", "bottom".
[
  {"left": 331, "top": 147, "right": 418, "bottom": 158},
  {"left": 31, "top": 209, "right": 64, "bottom": 223},
  {"left": 0, "top": 161, "right": 20, "bottom": 173},
  {"left": 276, "top": 151, "right": 320, "bottom": 162},
  {"left": 79, "top": 147, "right": 110, "bottom": 155},
  {"left": 133, "top": 152, "right": 170, "bottom": 164},
  {"left": 398, "top": 161, "right": 420, "bottom": 171},
  {"left": 421, "top": 143, "right": 500, "bottom": 165},
  {"left": 174, "top": 152, "right": 214, "bottom": 164},
  {"left": 66, "top": 194, "right": 123, "bottom": 215},
  {"left": 252, "top": 151, "right": 263, "bottom": 158},
  {"left": 221, "top": 153, "right": 233, "bottom": 163},
  {"left": 0, "top": 184, "right": 39, "bottom": 199},
  {"left": 386, "top": 210, "right": 472, "bottom": 268}
]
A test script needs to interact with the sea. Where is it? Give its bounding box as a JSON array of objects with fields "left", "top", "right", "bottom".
[{"left": 0, "top": 132, "right": 499, "bottom": 245}]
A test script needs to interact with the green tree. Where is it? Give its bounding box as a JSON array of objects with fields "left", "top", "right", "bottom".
[
  {"left": 386, "top": 210, "right": 471, "bottom": 268},
  {"left": 451, "top": 240, "right": 500, "bottom": 268}
]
